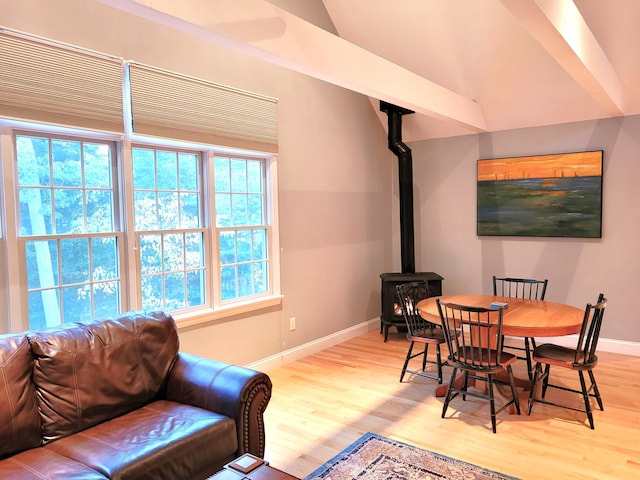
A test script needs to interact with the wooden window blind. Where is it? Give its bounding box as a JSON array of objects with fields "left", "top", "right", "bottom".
[
  {"left": 128, "top": 63, "right": 278, "bottom": 153},
  {"left": 0, "top": 28, "right": 124, "bottom": 133}
]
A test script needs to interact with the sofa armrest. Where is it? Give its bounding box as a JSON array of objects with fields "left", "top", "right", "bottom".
[{"left": 164, "top": 352, "right": 272, "bottom": 458}]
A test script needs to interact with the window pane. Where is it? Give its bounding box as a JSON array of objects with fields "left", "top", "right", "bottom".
[
  {"left": 86, "top": 190, "right": 114, "bottom": 232},
  {"left": 237, "top": 230, "right": 252, "bottom": 262},
  {"left": 219, "top": 231, "right": 236, "bottom": 265},
  {"left": 132, "top": 148, "right": 156, "bottom": 189},
  {"left": 238, "top": 263, "right": 253, "bottom": 297},
  {"left": 230, "top": 159, "right": 247, "bottom": 192},
  {"left": 185, "top": 232, "right": 204, "bottom": 269},
  {"left": 165, "top": 272, "right": 185, "bottom": 311},
  {"left": 247, "top": 161, "right": 263, "bottom": 193},
  {"left": 157, "top": 151, "right": 178, "bottom": 190},
  {"left": 140, "top": 234, "right": 162, "bottom": 275},
  {"left": 63, "top": 285, "right": 91, "bottom": 322},
  {"left": 84, "top": 143, "right": 112, "bottom": 188},
  {"left": 158, "top": 192, "right": 179, "bottom": 229},
  {"left": 141, "top": 275, "right": 163, "bottom": 310},
  {"left": 214, "top": 157, "right": 230, "bottom": 192},
  {"left": 221, "top": 265, "right": 237, "bottom": 301},
  {"left": 26, "top": 240, "right": 58, "bottom": 289},
  {"left": 215, "top": 193, "right": 231, "bottom": 227},
  {"left": 254, "top": 261, "right": 268, "bottom": 294},
  {"left": 54, "top": 189, "right": 84, "bottom": 234},
  {"left": 187, "top": 270, "right": 205, "bottom": 307},
  {"left": 163, "top": 233, "right": 184, "bottom": 272},
  {"left": 93, "top": 281, "right": 120, "bottom": 318},
  {"left": 134, "top": 191, "right": 158, "bottom": 231},
  {"left": 248, "top": 194, "right": 264, "bottom": 225},
  {"left": 17, "top": 136, "right": 50, "bottom": 187},
  {"left": 231, "top": 194, "right": 248, "bottom": 226},
  {"left": 180, "top": 193, "right": 200, "bottom": 228},
  {"left": 52, "top": 140, "right": 81, "bottom": 187},
  {"left": 20, "top": 188, "right": 52, "bottom": 236},
  {"left": 253, "top": 229, "right": 267, "bottom": 260},
  {"left": 179, "top": 153, "right": 198, "bottom": 191},
  {"left": 92, "top": 237, "right": 119, "bottom": 281},
  {"left": 61, "top": 238, "right": 89, "bottom": 284},
  {"left": 28, "top": 290, "right": 60, "bottom": 329}
]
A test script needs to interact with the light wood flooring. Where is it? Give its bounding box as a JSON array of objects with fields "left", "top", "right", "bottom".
[{"left": 262, "top": 329, "right": 640, "bottom": 480}]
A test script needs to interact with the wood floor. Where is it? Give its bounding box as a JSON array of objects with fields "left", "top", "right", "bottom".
[{"left": 262, "top": 329, "right": 640, "bottom": 480}]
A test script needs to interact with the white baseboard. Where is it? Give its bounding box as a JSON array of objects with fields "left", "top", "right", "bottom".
[
  {"left": 247, "top": 321, "right": 640, "bottom": 371},
  {"left": 505, "top": 335, "right": 640, "bottom": 357},
  {"left": 246, "top": 318, "right": 380, "bottom": 371}
]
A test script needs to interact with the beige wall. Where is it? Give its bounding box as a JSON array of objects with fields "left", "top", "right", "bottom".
[
  {"left": 2, "top": 0, "right": 395, "bottom": 365},
  {"left": 411, "top": 115, "right": 640, "bottom": 344}
]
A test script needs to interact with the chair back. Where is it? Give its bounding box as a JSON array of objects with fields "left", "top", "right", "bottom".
[
  {"left": 437, "top": 300, "right": 506, "bottom": 372},
  {"left": 396, "top": 281, "right": 434, "bottom": 337},
  {"left": 575, "top": 293, "right": 607, "bottom": 367},
  {"left": 493, "top": 276, "right": 548, "bottom": 300}
]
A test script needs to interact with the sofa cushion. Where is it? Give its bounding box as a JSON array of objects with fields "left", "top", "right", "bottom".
[
  {"left": 0, "top": 334, "right": 41, "bottom": 457},
  {"left": 45, "top": 399, "right": 238, "bottom": 480},
  {"left": 0, "top": 448, "right": 108, "bottom": 479},
  {"left": 28, "top": 311, "right": 179, "bottom": 443}
]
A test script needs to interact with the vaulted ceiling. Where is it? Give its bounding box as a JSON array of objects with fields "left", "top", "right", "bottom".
[{"left": 100, "top": 0, "right": 640, "bottom": 142}]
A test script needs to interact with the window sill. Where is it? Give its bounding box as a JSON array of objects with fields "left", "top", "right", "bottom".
[{"left": 173, "top": 294, "right": 284, "bottom": 330}]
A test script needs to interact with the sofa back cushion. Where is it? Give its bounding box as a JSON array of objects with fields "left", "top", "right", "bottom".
[
  {"left": 28, "top": 311, "right": 179, "bottom": 443},
  {"left": 0, "top": 334, "right": 41, "bottom": 457}
]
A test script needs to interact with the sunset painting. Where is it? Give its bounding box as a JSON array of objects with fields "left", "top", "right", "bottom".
[{"left": 477, "top": 151, "right": 603, "bottom": 238}]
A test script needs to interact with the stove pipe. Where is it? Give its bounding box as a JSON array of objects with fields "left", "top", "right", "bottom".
[{"left": 380, "top": 101, "right": 415, "bottom": 274}]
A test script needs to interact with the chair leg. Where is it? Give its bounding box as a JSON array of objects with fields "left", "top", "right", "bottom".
[
  {"left": 524, "top": 338, "right": 534, "bottom": 381},
  {"left": 399, "top": 341, "right": 415, "bottom": 382},
  {"left": 488, "top": 374, "right": 497, "bottom": 434},
  {"left": 506, "top": 364, "right": 521, "bottom": 414},
  {"left": 441, "top": 367, "right": 458, "bottom": 419},
  {"left": 588, "top": 370, "right": 604, "bottom": 411},
  {"left": 435, "top": 344, "right": 443, "bottom": 384},
  {"left": 527, "top": 362, "right": 543, "bottom": 415},
  {"left": 541, "top": 364, "right": 551, "bottom": 397},
  {"left": 579, "top": 371, "right": 595, "bottom": 429},
  {"left": 422, "top": 344, "right": 429, "bottom": 372}
]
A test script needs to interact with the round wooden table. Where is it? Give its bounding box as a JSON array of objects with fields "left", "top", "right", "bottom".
[{"left": 416, "top": 294, "right": 585, "bottom": 399}]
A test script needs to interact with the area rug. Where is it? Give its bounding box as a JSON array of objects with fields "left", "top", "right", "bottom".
[{"left": 304, "top": 432, "right": 518, "bottom": 480}]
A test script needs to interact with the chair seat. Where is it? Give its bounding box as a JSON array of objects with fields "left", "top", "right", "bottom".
[
  {"left": 533, "top": 343, "right": 597, "bottom": 369},
  {"left": 410, "top": 328, "right": 446, "bottom": 343},
  {"left": 453, "top": 348, "right": 517, "bottom": 369}
]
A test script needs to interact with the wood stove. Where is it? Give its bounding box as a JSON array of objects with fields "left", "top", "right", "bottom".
[
  {"left": 380, "top": 272, "right": 443, "bottom": 341},
  {"left": 379, "top": 102, "right": 442, "bottom": 341}
]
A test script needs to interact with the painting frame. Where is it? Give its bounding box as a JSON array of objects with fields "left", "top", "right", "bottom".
[{"left": 477, "top": 151, "right": 603, "bottom": 238}]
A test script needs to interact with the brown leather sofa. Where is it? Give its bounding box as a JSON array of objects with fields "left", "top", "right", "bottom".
[{"left": 0, "top": 311, "right": 272, "bottom": 479}]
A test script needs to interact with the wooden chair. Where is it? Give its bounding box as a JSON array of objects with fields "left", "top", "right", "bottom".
[
  {"left": 527, "top": 294, "right": 607, "bottom": 429},
  {"left": 437, "top": 300, "right": 520, "bottom": 433},
  {"left": 396, "top": 281, "right": 447, "bottom": 383},
  {"left": 493, "top": 275, "right": 548, "bottom": 379}
]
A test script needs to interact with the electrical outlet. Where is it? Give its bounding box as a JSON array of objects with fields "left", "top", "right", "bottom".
[{"left": 289, "top": 317, "right": 296, "bottom": 331}]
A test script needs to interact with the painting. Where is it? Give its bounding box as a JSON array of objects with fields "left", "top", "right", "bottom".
[{"left": 477, "top": 151, "right": 603, "bottom": 238}]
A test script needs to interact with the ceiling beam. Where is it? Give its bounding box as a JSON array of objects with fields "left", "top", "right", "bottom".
[
  {"left": 500, "top": 0, "right": 623, "bottom": 115},
  {"left": 98, "top": 0, "right": 487, "bottom": 132}
]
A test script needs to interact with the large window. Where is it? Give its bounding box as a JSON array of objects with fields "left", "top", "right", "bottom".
[
  {"left": 1, "top": 130, "right": 278, "bottom": 332},
  {"left": 132, "top": 147, "right": 206, "bottom": 312},
  {"left": 16, "top": 134, "right": 121, "bottom": 328},
  {"left": 214, "top": 156, "right": 269, "bottom": 301}
]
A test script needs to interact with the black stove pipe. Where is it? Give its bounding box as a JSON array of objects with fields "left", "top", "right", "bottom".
[{"left": 380, "top": 101, "right": 415, "bottom": 274}]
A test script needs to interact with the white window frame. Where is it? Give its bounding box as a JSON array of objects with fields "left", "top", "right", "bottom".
[{"left": 0, "top": 122, "right": 282, "bottom": 334}]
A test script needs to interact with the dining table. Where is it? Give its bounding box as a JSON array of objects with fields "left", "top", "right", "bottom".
[{"left": 416, "top": 294, "right": 585, "bottom": 398}]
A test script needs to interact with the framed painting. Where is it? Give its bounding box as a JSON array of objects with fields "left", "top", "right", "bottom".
[{"left": 477, "top": 151, "right": 603, "bottom": 238}]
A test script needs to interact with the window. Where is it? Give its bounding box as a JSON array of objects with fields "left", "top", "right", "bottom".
[
  {"left": 214, "top": 156, "right": 269, "bottom": 301},
  {"left": 1, "top": 129, "right": 279, "bottom": 333},
  {"left": 16, "top": 133, "right": 121, "bottom": 328},
  {"left": 132, "top": 147, "right": 207, "bottom": 312}
]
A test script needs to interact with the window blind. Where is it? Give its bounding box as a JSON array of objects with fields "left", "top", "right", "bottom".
[
  {"left": 128, "top": 63, "right": 278, "bottom": 154},
  {"left": 0, "top": 28, "right": 124, "bottom": 133}
]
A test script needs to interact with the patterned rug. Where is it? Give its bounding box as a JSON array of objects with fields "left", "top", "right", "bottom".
[{"left": 304, "top": 432, "right": 518, "bottom": 480}]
